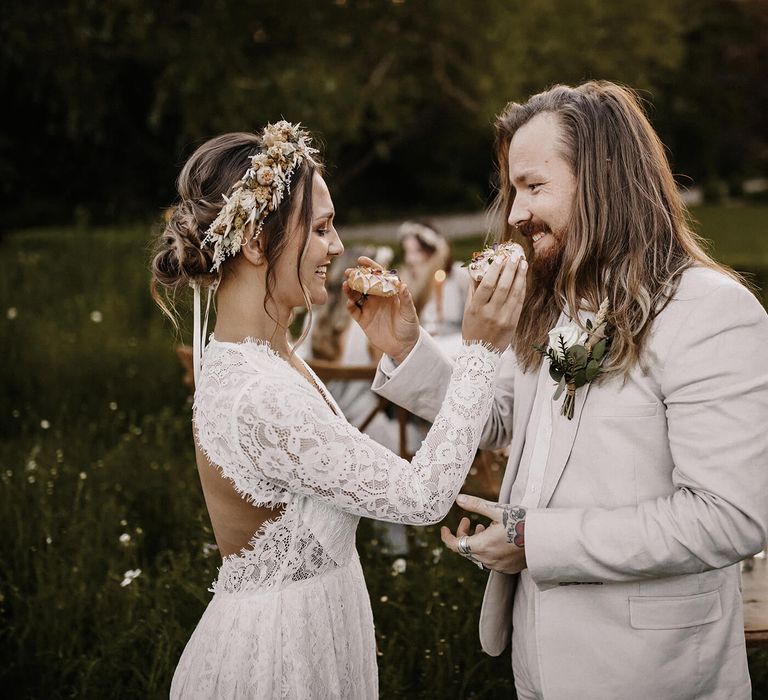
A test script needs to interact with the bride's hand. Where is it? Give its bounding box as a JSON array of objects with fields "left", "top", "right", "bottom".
[
  {"left": 344, "top": 256, "right": 420, "bottom": 365},
  {"left": 461, "top": 256, "right": 527, "bottom": 353}
]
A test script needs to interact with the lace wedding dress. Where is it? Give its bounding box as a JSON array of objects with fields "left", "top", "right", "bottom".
[{"left": 170, "top": 336, "right": 500, "bottom": 699}]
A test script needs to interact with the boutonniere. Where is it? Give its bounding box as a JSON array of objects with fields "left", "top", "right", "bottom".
[{"left": 534, "top": 298, "right": 611, "bottom": 420}]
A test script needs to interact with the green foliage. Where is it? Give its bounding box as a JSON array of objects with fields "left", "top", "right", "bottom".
[
  {"left": 591, "top": 338, "right": 607, "bottom": 362},
  {"left": 3, "top": 0, "right": 766, "bottom": 226}
]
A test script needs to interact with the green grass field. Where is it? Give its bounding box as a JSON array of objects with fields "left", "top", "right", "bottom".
[{"left": 1, "top": 205, "right": 767, "bottom": 698}]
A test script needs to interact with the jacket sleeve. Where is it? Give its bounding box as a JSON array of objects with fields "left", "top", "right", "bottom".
[
  {"left": 372, "top": 328, "right": 518, "bottom": 450},
  {"left": 199, "top": 342, "right": 501, "bottom": 525},
  {"left": 526, "top": 282, "right": 768, "bottom": 586}
]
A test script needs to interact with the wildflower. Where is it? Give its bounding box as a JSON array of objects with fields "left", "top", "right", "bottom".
[
  {"left": 79, "top": 472, "right": 87, "bottom": 480},
  {"left": 202, "top": 542, "right": 219, "bottom": 557},
  {"left": 392, "top": 558, "right": 407, "bottom": 575},
  {"left": 380, "top": 595, "right": 388, "bottom": 603},
  {"left": 119, "top": 533, "right": 131, "bottom": 544},
  {"left": 109, "top": 402, "right": 118, "bottom": 411},
  {"left": 120, "top": 568, "right": 142, "bottom": 587},
  {"left": 27, "top": 475, "right": 36, "bottom": 484},
  {"left": 431, "top": 548, "right": 442, "bottom": 564},
  {"left": 90, "top": 310, "right": 103, "bottom": 323},
  {"left": 40, "top": 420, "right": 50, "bottom": 430},
  {"left": 7, "top": 307, "right": 17, "bottom": 320},
  {"left": 45, "top": 536, "right": 52, "bottom": 544}
]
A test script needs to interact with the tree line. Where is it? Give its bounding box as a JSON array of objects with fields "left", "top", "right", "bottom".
[{"left": 2, "top": 0, "right": 766, "bottom": 229}]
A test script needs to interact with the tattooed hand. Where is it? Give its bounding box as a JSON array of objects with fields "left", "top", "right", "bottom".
[
  {"left": 502, "top": 505, "right": 526, "bottom": 548},
  {"left": 440, "top": 494, "right": 528, "bottom": 575}
]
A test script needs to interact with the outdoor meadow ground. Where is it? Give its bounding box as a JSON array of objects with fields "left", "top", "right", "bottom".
[{"left": 2, "top": 205, "right": 768, "bottom": 698}]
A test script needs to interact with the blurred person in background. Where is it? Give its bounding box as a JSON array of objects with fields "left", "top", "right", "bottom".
[
  {"left": 300, "top": 245, "right": 423, "bottom": 556},
  {"left": 398, "top": 220, "right": 469, "bottom": 357},
  {"left": 300, "top": 244, "right": 424, "bottom": 457}
]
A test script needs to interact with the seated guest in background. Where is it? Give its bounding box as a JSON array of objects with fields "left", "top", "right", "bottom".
[
  {"left": 398, "top": 221, "right": 468, "bottom": 356},
  {"left": 299, "top": 245, "right": 424, "bottom": 458},
  {"left": 301, "top": 245, "right": 423, "bottom": 556}
]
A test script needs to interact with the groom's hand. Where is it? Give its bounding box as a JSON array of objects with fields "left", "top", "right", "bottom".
[
  {"left": 343, "top": 256, "right": 420, "bottom": 365},
  {"left": 440, "top": 494, "right": 527, "bottom": 575}
]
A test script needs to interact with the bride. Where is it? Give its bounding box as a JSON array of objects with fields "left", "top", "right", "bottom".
[{"left": 150, "top": 122, "right": 527, "bottom": 699}]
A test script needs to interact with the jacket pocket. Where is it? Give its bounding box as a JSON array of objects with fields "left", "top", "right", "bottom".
[{"left": 629, "top": 589, "right": 722, "bottom": 630}]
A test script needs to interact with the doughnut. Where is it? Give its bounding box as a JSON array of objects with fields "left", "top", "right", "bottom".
[
  {"left": 467, "top": 241, "right": 526, "bottom": 282},
  {"left": 348, "top": 266, "right": 402, "bottom": 297}
]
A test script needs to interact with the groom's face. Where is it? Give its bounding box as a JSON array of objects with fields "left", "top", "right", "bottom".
[{"left": 506, "top": 113, "right": 576, "bottom": 287}]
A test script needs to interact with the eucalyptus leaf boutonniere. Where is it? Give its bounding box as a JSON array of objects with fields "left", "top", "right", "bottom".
[{"left": 534, "top": 298, "right": 611, "bottom": 419}]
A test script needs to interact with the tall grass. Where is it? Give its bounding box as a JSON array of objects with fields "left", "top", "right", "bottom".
[{"left": 1, "top": 206, "right": 766, "bottom": 698}]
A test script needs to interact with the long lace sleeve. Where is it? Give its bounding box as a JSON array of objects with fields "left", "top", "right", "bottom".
[{"left": 196, "top": 342, "right": 500, "bottom": 524}]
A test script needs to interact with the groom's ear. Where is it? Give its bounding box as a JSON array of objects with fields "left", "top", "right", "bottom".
[{"left": 241, "top": 232, "right": 266, "bottom": 266}]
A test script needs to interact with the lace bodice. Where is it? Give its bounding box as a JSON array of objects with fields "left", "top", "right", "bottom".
[{"left": 192, "top": 337, "right": 500, "bottom": 595}]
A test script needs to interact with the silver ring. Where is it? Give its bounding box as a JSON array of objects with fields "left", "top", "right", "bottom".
[{"left": 458, "top": 536, "right": 471, "bottom": 556}]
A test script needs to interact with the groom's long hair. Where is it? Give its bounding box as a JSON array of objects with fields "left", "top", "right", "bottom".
[{"left": 490, "top": 81, "right": 749, "bottom": 380}]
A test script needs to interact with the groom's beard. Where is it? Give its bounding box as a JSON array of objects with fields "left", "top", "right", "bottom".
[{"left": 519, "top": 222, "right": 566, "bottom": 298}]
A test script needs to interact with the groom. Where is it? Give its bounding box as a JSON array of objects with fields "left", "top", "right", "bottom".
[{"left": 346, "top": 81, "right": 768, "bottom": 699}]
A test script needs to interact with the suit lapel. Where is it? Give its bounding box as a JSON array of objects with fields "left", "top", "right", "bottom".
[{"left": 538, "top": 379, "right": 592, "bottom": 507}]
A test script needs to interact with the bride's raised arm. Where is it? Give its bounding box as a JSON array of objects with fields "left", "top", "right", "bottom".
[{"left": 196, "top": 340, "right": 500, "bottom": 524}]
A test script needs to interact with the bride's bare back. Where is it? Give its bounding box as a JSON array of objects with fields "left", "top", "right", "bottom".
[{"left": 194, "top": 444, "right": 283, "bottom": 558}]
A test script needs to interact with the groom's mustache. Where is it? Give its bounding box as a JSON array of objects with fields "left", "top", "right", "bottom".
[{"left": 517, "top": 220, "right": 553, "bottom": 240}]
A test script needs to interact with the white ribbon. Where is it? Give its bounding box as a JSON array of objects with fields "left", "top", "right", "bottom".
[{"left": 191, "top": 281, "right": 214, "bottom": 387}]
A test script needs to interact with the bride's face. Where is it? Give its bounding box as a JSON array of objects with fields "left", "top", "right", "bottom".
[{"left": 272, "top": 172, "right": 343, "bottom": 308}]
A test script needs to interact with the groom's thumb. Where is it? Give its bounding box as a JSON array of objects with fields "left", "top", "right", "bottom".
[{"left": 456, "top": 494, "right": 499, "bottom": 520}]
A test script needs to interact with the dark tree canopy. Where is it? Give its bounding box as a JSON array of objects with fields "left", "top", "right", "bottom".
[{"left": 2, "top": 0, "right": 766, "bottom": 228}]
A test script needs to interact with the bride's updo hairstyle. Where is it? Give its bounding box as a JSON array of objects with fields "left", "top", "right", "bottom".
[{"left": 151, "top": 129, "right": 323, "bottom": 327}]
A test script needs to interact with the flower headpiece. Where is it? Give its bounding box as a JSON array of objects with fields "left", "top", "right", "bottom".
[
  {"left": 397, "top": 221, "right": 442, "bottom": 247},
  {"left": 201, "top": 120, "right": 318, "bottom": 271}
]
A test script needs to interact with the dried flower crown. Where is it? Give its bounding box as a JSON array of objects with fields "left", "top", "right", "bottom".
[{"left": 201, "top": 120, "right": 318, "bottom": 271}]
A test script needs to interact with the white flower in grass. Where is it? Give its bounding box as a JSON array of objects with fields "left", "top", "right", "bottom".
[
  {"left": 40, "top": 420, "right": 50, "bottom": 430},
  {"left": 7, "top": 307, "right": 18, "bottom": 320},
  {"left": 90, "top": 310, "right": 103, "bottom": 323},
  {"left": 431, "top": 548, "right": 442, "bottom": 564},
  {"left": 119, "top": 533, "right": 131, "bottom": 544},
  {"left": 120, "top": 568, "right": 142, "bottom": 587},
  {"left": 202, "top": 542, "right": 219, "bottom": 556},
  {"left": 392, "top": 558, "right": 407, "bottom": 575}
]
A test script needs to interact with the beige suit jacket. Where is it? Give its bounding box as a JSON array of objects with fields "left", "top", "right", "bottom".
[{"left": 372, "top": 267, "right": 768, "bottom": 700}]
